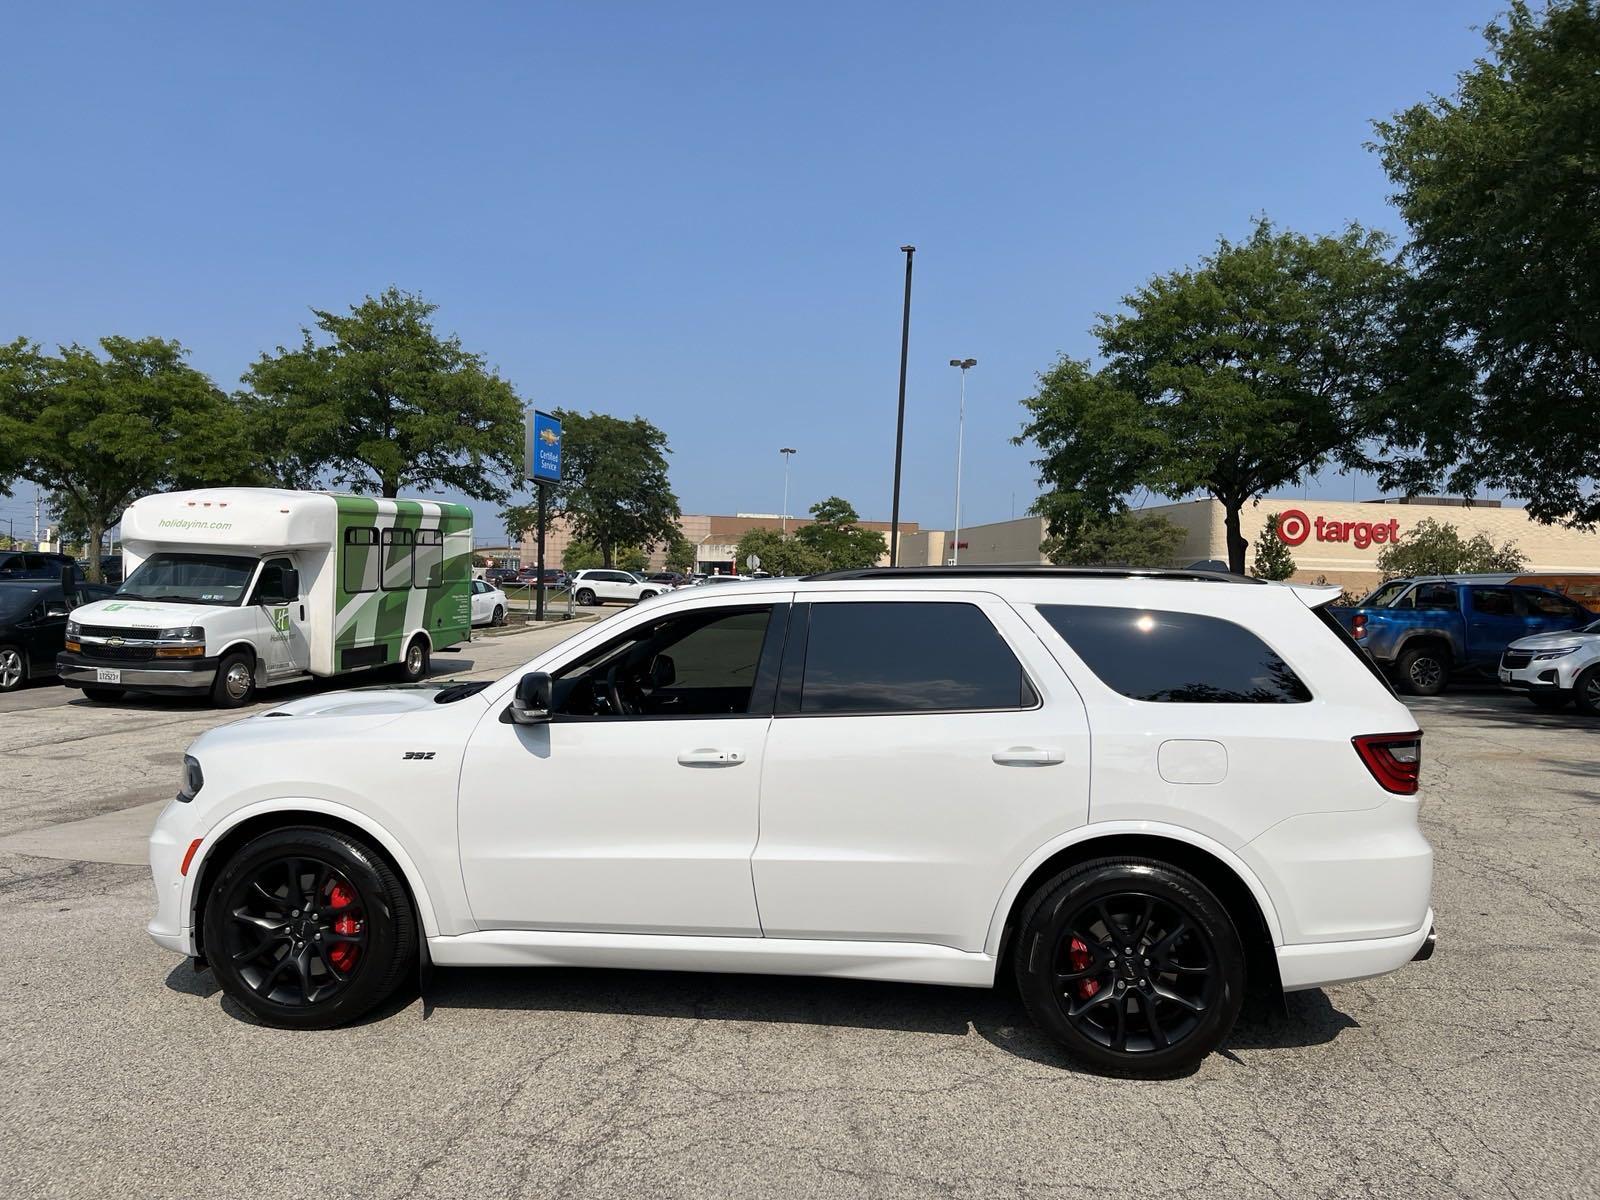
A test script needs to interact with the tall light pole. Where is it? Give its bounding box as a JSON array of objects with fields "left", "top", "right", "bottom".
[
  {"left": 948, "top": 358, "right": 976, "bottom": 564},
  {"left": 889, "top": 244, "right": 915, "bottom": 565},
  {"left": 779, "top": 447, "right": 797, "bottom": 535}
]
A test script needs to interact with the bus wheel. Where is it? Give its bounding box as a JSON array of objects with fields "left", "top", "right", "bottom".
[
  {"left": 211, "top": 651, "right": 258, "bottom": 708},
  {"left": 398, "top": 637, "right": 429, "bottom": 683}
]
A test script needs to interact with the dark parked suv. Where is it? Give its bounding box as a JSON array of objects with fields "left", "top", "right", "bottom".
[
  {"left": 0, "top": 580, "right": 116, "bottom": 691},
  {"left": 0, "top": 550, "right": 81, "bottom": 582}
]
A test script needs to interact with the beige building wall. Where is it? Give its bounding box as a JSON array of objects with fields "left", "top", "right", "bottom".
[
  {"left": 930, "top": 516, "right": 1050, "bottom": 565},
  {"left": 1140, "top": 497, "right": 1600, "bottom": 593}
]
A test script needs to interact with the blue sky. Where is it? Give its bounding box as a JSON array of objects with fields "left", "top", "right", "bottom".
[{"left": 0, "top": 1, "right": 1508, "bottom": 543}]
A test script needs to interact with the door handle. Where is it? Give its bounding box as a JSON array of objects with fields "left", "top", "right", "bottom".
[
  {"left": 993, "top": 747, "right": 1064, "bottom": 766},
  {"left": 677, "top": 749, "right": 745, "bottom": 766}
]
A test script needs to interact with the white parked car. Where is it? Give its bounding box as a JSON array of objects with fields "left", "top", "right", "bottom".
[
  {"left": 148, "top": 567, "right": 1433, "bottom": 1075},
  {"left": 1499, "top": 617, "right": 1600, "bottom": 713},
  {"left": 568, "top": 569, "right": 662, "bottom": 606},
  {"left": 469, "top": 579, "right": 508, "bottom": 628}
]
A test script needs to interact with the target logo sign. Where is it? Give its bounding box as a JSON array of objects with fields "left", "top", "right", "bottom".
[{"left": 1275, "top": 509, "right": 1311, "bottom": 546}]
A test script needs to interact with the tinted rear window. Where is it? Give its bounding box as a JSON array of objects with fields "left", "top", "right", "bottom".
[
  {"left": 1039, "top": 605, "right": 1311, "bottom": 703},
  {"left": 801, "top": 601, "right": 1035, "bottom": 714}
]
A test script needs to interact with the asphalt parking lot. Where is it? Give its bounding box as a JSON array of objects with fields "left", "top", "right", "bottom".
[{"left": 1, "top": 644, "right": 1596, "bottom": 1199}]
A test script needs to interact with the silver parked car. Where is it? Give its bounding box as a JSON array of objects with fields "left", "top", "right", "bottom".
[{"left": 1499, "top": 618, "right": 1600, "bottom": 714}]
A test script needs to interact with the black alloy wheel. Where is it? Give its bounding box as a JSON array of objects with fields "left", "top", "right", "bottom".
[
  {"left": 576, "top": 587, "right": 596, "bottom": 606},
  {"left": 491, "top": 604, "right": 506, "bottom": 627},
  {"left": 1015, "top": 858, "right": 1244, "bottom": 1077},
  {"left": 1397, "top": 646, "right": 1448, "bottom": 696},
  {"left": 203, "top": 828, "right": 415, "bottom": 1028}
]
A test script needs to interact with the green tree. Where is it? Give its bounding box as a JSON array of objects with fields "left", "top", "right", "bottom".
[
  {"left": 664, "top": 534, "right": 696, "bottom": 574},
  {"left": 0, "top": 337, "right": 254, "bottom": 582},
  {"left": 244, "top": 288, "right": 523, "bottom": 500},
  {"left": 1372, "top": 1, "right": 1600, "bottom": 526},
  {"left": 733, "top": 528, "right": 828, "bottom": 576},
  {"left": 1374, "top": 517, "right": 1529, "bottom": 580},
  {"left": 794, "top": 497, "right": 886, "bottom": 570},
  {"left": 1018, "top": 219, "right": 1404, "bottom": 574},
  {"left": 616, "top": 546, "right": 649, "bottom": 573},
  {"left": 561, "top": 539, "right": 604, "bottom": 572},
  {"left": 1041, "top": 510, "right": 1186, "bottom": 567},
  {"left": 1250, "top": 513, "right": 1298, "bottom": 580},
  {"left": 550, "top": 409, "right": 682, "bottom": 567}
]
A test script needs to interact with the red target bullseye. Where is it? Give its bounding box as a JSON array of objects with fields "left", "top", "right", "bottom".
[{"left": 1275, "top": 509, "right": 1310, "bottom": 546}]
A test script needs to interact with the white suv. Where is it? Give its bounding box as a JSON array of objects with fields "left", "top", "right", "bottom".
[
  {"left": 148, "top": 567, "right": 1433, "bottom": 1075},
  {"left": 1499, "top": 616, "right": 1600, "bottom": 713},
  {"left": 568, "top": 569, "right": 661, "bottom": 606}
]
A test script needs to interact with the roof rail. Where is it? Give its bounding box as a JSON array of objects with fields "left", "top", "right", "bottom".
[{"left": 803, "top": 565, "right": 1262, "bottom": 584}]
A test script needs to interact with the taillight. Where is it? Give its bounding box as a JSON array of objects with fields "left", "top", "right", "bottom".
[
  {"left": 1352, "top": 613, "right": 1367, "bottom": 640},
  {"left": 1353, "top": 732, "right": 1422, "bottom": 795}
]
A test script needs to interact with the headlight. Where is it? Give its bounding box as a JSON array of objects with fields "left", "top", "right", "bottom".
[
  {"left": 176, "top": 754, "right": 203, "bottom": 803},
  {"left": 1533, "top": 646, "right": 1579, "bottom": 660},
  {"left": 66, "top": 619, "right": 81, "bottom": 637},
  {"left": 158, "top": 626, "right": 204, "bottom": 641}
]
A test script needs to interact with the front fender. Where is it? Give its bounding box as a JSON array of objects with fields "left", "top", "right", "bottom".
[
  {"left": 981, "top": 820, "right": 1286, "bottom": 958},
  {"left": 181, "top": 797, "right": 448, "bottom": 943}
]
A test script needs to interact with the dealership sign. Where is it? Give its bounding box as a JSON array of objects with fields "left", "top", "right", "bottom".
[{"left": 1275, "top": 509, "right": 1400, "bottom": 551}]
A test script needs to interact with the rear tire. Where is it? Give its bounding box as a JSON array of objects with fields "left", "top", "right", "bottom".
[
  {"left": 397, "top": 636, "right": 429, "bottom": 682},
  {"left": 211, "top": 651, "right": 257, "bottom": 708},
  {"left": 1396, "top": 645, "right": 1449, "bottom": 696},
  {"left": 0, "top": 644, "right": 27, "bottom": 692},
  {"left": 491, "top": 604, "right": 506, "bottom": 627},
  {"left": 1013, "top": 857, "right": 1245, "bottom": 1077},
  {"left": 576, "top": 588, "right": 596, "bottom": 606},
  {"left": 80, "top": 685, "right": 125, "bottom": 702},
  {"left": 201, "top": 826, "right": 416, "bottom": 1029},
  {"left": 1574, "top": 665, "right": 1600, "bottom": 717}
]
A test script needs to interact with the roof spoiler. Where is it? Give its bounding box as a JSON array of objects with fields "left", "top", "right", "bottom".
[{"left": 1289, "top": 583, "right": 1345, "bottom": 608}]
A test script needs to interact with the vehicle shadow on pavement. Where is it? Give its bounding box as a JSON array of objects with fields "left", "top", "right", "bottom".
[
  {"left": 1408, "top": 686, "right": 1599, "bottom": 732},
  {"left": 164, "top": 962, "right": 1360, "bottom": 1075}
]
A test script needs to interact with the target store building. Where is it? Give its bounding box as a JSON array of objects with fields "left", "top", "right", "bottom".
[
  {"left": 932, "top": 496, "right": 1600, "bottom": 594},
  {"left": 1140, "top": 496, "right": 1600, "bottom": 593}
]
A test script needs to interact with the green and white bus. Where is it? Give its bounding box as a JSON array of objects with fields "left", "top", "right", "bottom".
[{"left": 58, "top": 488, "right": 474, "bottom": 706}]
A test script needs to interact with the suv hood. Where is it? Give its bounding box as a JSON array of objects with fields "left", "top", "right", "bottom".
[
  {"left": 257, "top": 682, "right": 482, "bottom": 721},
  {"left": 1508, "top": 629, "right": 1600, "bottom": 651},
  {"left": 71, "top": 597, "right": 234, "bottom": 626}
]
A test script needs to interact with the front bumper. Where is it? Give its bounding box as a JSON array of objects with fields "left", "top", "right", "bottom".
[
  {"left": 1497, "top": 660, "right": 1575, "bottom": 693},
  {"left": 148, "top": 799, "right": 197, "bottom": 955},
  {"left": 57, "top": 651, "right": 217, "bottom": 692}
]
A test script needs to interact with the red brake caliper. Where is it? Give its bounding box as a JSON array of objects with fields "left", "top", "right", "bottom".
[
  {"left": 327, "top": 882, "right": 361, "bottom": 972},
  {"left": 1069, "top": 937, "right": 1100, "bottom": 1001}
]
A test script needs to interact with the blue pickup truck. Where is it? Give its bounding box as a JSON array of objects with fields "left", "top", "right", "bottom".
[{"left": 1333, "top": 577, "right": 1592, "bottom": 695}]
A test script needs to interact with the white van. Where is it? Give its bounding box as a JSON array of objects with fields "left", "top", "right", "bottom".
[{"left": 58, "top": 488, "right": 474, "bottom": 706}]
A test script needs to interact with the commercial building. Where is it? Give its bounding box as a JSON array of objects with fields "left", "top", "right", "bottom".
[
  {"left": 906, "top": 496, "right": 1600, "bottom": 593},
  {"left": 513, "top": 513, "right": 920, "bottom": 575}
]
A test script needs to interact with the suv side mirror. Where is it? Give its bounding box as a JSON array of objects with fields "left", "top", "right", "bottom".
[
  {"left": 45, "top": 602, "right": 70, "bottom": 618},
  {"left": 510, "top": 671, "right": 553, "bottom": 725}
]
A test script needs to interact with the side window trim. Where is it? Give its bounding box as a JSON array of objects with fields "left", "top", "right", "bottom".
[{"left": 342, "top": 526, "right": 380, "bottom": 594}]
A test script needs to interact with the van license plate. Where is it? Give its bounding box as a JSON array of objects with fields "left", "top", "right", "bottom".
[{"left": 95, "top": 668, "right": 121, "bottom": 684}]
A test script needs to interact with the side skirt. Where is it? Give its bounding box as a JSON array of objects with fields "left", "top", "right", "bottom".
[{"left": 426, "top": 929, "right": 998, "bottom": 988}]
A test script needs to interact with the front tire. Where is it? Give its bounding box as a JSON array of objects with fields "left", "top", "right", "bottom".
[
  {"left": 202, "top": 827, "right": 416, "bottom": 1029},
  {"left": 1396, "top": 645, "right": 1449, "bottom": 696},
  {"left": 1574, "top": 664, "right": 1600, "bottom": 716},
  {"left": 491, "top": 604, "right": 506, "bottom": 627},
  {"left": 0, "top": 644, "right": 26, "bottom": 692},
  {"left": 576, "top": 588, "right": 596, "bottom": 606},
  {"left": 211, "top": 650, "right": 257, "bottom": 707},
  {"left": 1013, "top": 857, "right": 1245, "bottom": 1077}
]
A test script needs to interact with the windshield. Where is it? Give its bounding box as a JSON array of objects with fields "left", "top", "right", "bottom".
[
  {"left": 1358, "top": 580, "right": 1410, "bottom": 608},
  {"left": 117, "top": 552, "right": 260, "bottom": 606}
]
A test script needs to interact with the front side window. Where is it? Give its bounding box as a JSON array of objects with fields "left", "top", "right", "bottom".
[
  {"left": 1413, "top": 583, "right": 1457, "bottom": 611},
  {"left": 552, "top": 604, "right": 776, "bottom": 718},
  {"left": 118, "top": 552, "right": 260, "bottom": 606},
  {"left": 343, "top": 527, "right": 379, "bottom": 593},
  {"left": 800, "top": 601, "right": 1035, "bottom": 714},
  {"left": 382, "top": 528, "right": 414, "bottom": 591},
  {"left": 1039, "top": 604, "right": 1311, "bottom": 704}
]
